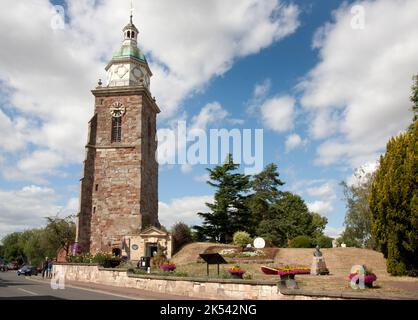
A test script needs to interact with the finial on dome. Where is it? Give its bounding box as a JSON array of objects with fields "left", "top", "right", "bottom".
[{"left": 130, "top": 0, "right": 134, "bottom": 24}]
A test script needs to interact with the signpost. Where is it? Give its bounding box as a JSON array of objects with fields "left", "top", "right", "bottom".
[{"left": 199, "top": 253, "right": 227, "bottom": 277}]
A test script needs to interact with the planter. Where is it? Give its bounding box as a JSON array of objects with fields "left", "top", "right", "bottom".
[
  {"left": 230, "top": 273, "right": 244, "bottom": 279},
  {"left": 279, "top": 274, "right": 295, "bottom": 281}
]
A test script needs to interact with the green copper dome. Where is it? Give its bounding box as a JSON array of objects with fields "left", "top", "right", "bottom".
[{"left": 112, "top": 45, "right": 147, "bottom": 63}]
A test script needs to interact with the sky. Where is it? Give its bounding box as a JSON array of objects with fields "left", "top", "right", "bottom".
[{"left": 0, "top": 0, "right": 417, "bottom": 241}]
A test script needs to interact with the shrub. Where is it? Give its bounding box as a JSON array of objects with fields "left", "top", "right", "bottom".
[
  {"left": 289, "top": 235, "right": 313, "bottom": 248},
  {"left": 171, "top": 222, "right": 193, "bottom": 254},
  {"left": 233, "top": 231, "right": 252, "bottom": 247},
  {"left": 315, "top": 235, "right": 333, "bottom": 248}
]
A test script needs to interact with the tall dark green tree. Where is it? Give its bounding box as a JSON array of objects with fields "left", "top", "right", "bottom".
[
  {"left": 248, "top": 163, "right": 284, "bottom": 234},
  {"left": 340, "top": 168, "right": 376, "bottom": 249},
  {"left": 194, "top": 154, "right": 250, "bottom": 243},
  {"left": 370, "top": 120, "right": 418, "bottom": 276},
  {"left": 411, "top": 75, "right": 418, "bottom": 122},
  {"left": 1, "top": 232, "right": 24, "bottom": 263},
  {"left": 256, "top": 192, "right": 317, "bottom": 246}
]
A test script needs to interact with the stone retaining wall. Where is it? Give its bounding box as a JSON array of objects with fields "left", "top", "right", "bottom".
[{"left": 53, "top": 264, "right": 336, "bottom": 300}]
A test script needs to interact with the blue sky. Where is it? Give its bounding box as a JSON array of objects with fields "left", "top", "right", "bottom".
[{"left": 1, "top": 0, "right": 417, "bottom": 240}]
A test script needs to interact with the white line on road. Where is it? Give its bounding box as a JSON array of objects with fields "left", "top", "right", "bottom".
[
  {"left": 17, "top": 288, "right": 38, "bottom": 296},
  {"left": 26, "top": 277, "right": 141, "bottom": 300}
]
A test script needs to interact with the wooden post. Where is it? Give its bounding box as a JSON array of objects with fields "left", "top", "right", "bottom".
[
  {"left": 217, "top": 263, "right": 220, "bottom": 275},
  {"left": 207, "top": 263, "right": 209, "bottom": 276}
]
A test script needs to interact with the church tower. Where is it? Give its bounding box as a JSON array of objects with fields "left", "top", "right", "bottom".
[{"left": 76, "top": 14, "right": 160, "bottom": 254}]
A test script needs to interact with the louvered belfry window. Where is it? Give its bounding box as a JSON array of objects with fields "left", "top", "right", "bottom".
[{"left": 111, "top": 116, "right": 122, "bottom": 142}]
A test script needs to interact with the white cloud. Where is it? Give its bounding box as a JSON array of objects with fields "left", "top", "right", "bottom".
[
  {"left": 324, "top": 226, "right": 344, "bottom": 239},
  {"left": 0, "top": 0, "right": 300, "bottom": 183},
  {"left": 158, "top": 195, "right": 213, "bottom": 229},
  {"left": 0, "top": 185, "right": 76, "bottom": 240},
  {"left": 180, "top": 164, "right": 193, "bottom": 174},
  {"left": 346, "top": 160, "right": 379, "bottom": 187},
  {"left": 306, "top": 182, "right": 336, "bottom": 200},
  {"left": 193, "top": 173, "right": 210, "bottom": 183},
  {"left": 247, "top": 78, "right": 272, "bottom": 114},
  {"left": 307, "top": 200, "right": 333, "bottom": 215},
  {"left": 299, "top": 0, "right": 418, "bottom": 167},
  {"left": 261, "top": 95, "right": 295, "bottom": 133},
  {"left": 190, "top": 102, "right": 228, "bottom": 133},
  {"left": 285, "top": 133, "right": 307, "bottom": 152}
]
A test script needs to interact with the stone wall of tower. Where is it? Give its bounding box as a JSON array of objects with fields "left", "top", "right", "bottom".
[
  {"left": 77, "top": 87, "right": 159, "bottom": 254},
  {"left": 139, "top": 97, "right": 159, "bottom": 228}
]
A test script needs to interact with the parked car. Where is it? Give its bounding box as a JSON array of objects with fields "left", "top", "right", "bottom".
[
  {"left": 7, "top": 262, "right": 19, "bottom": 270},
  {"left": 17, "top": 265, "right": 38, "bottom": 276}
]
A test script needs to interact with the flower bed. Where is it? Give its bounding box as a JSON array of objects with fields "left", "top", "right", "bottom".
[
  {"left": 160, "top": 261, "right": 176, "bottom": 271},
  {"left": 228, "top": 265, "right": 246, "bottom": 279}
]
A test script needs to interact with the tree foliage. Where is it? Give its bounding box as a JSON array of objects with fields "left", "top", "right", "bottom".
[
  {"left": 340, "top": 167, "right": 376, "bottom": 249},
  {"left": 256, "top": 192, "right": 321, "bottom": 247},
  {"left": 369, "top": 120, "right": 418, "bottom": 276},
  {"left": 171, "top": 222, "right": 193, "bottom": 254},
  {"left": 0, "top": 215, "right": 76, "bottom": 267},
  {"left": 194, "top": 154, "right": 250, "bottom": 243}
]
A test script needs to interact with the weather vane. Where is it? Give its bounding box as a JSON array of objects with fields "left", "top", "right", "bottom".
[{"left": 130, "top": 0, "right": 134, "bottom": 23}]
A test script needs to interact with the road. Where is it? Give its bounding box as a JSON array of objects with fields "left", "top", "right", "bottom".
[{"left": 0, "top": 271, "right": 187, "bottom": 300}]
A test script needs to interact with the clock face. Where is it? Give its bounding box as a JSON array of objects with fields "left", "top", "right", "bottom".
[
  {"left": 132, "top": 67, "right": 143, "bottom": 79},
  {"left": 110, "top": 102, "right": 125, "bottom": 117}
]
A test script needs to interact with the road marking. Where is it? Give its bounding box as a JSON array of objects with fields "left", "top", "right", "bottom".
[
  {"left": 26, "top": 277, "right": 142, "bottom": 300},
  {"left": 17, "top": 288, "right": 38, "bottom": 296}
]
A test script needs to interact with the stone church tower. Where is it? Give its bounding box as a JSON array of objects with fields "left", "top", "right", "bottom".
[{"left": 76, "top": 15, "right": 161, "bottom": 255}]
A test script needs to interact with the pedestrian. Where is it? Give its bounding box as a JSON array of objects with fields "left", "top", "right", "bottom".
[
  {"left": 47, "top": 259, "right": 53, "bottom": 278},
  {"left": 42, "top": 257, "right": 49, "bottom": 278}
]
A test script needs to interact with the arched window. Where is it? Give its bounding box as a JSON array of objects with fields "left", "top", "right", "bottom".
[
  {"left": 111, "top": 117, "right": 122, "bottom": 142},
  {"left": 131, "top": 31, "right": 135, "bottom": 38},
  {"left": 127, "top": 30, "right": 131, "bottom": 38}
]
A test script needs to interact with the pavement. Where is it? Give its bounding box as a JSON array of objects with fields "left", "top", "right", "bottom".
[{"left": 0, "top": 271, "right": 193, "bottom": 300}]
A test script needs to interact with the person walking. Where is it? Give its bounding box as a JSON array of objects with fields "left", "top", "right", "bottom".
[
  {"left": 47, "top": 259, "right": 53, "bottom": 278},
  {"left": 42, "top": 257, "right": 49, "bottom": 278}
]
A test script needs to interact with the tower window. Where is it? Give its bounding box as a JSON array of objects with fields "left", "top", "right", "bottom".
[
  {"left": 93, "top": 206, "right": 96, "bottom": 214},
  {"left": 95, "top": 184, "right": 98, "bottom": 191},
  {"left": 131, "top": 31, "right": 135, "bottom": 38},
  {"left": 127, "top": 31, "right": 131, "bottom": 38},
  {"left": 111, "top": 117, "right": 122, "bottom": 142}
]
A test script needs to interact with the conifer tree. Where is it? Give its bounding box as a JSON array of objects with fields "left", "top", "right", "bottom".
[
  {"left": 194, "top": 154, "right": 250, "bottom": 243},
  {"left": 370, "top": 87, "right": 418, "bottom": 276}
]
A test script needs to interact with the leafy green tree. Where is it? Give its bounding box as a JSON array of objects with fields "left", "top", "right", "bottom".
[
  {"left": 340, "top": 167, "right": 376, "bottom": 249},
  {"left": 248, "top": 163, "right": 284, "bottom": 234},
  {"left": 311, "top": 213, "right": 328, "bottom": 239},
  {"left": 0, "top": 244, "right": 4, "bottom": 258},
  {"left": 314, "top": 235, "right": 333, "bottom": 248},
  {"left": 194, "top": 154, "right": 250, "bottom": 243},
  {"left": 171, "top": 222, "right": 193, "bottom": 254},
  {"left": 1, "top": 232, "right": 24, "bottom": 263},
  {"left": 289, "top": 235, "right": 313, "bottom": 248},
  {"left": 233, "top": 231, "right": 252, "bottom": 247},
  {"left": 43, "top": 216, "right": 76, "bottom": 258},
  {"left": 370, "top": 120, "right": 418, "bottom": 276},
  {"left": 256, "top": 192, "right": 316, "bottom": 246}
]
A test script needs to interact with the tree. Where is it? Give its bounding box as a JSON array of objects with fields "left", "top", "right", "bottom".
[
  {"left": 369, "top": 120, "right": 418, "bottom": 276},
  {"left": 340, "top": 167, "right": 376, "bottom": 249},
  {"left": 248, "top": 163, "right": 284, "bottom": 234},
  {"left": 1, "top": 233, "right": 24, "bottom": 263},
  {"left": 194, "top": 154, "right": 250, "bottom": 243},
  {"left": 256, "top": 192, "right": 317, "bottom": 246},
  {"left": 311, "top": 213, "right": 328, "bottom": 240},
  {"left": 43, "top": 216, "right": 76, "bottom": 258},
  {"left": 171, "top": 222, "right": 193, "bottom": 254},
  {"left": 411, "top": 75, "right": 418, "bottom": 122}
]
